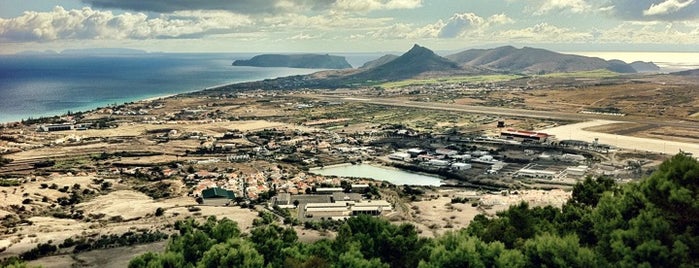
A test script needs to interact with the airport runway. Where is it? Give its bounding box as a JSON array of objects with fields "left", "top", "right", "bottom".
[
  {"left": 308, "top": 95, "right": 699, "bottom": 130},
  {"left": 304, "top": 94, "right": 699, "bottom": 156},
  {"left": 541, "top": 120, "right": 699, "bottom": 156}
]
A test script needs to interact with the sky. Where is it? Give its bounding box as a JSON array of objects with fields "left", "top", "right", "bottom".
[{"left": 0, "top": 0, "right": 698, "bottom": 54}]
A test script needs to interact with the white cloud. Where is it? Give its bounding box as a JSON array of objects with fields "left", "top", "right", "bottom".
[
  {"left": 0, "top": 6, "right": 252, "bottom": 42},
  {"left": 333, "top": 0, "right": 422, "bottom": 12},
  {"left": 437, "top": 13, "right": 486, "bottom": 38},
  {"left": 260, "top": 13, "right": 392, "bottom": 32},
  {"left": 518, "top": 0, "right": 592, "bottom": 15},
  {"left": 366, "top": 12, "right": 516, "bottom": 40},
  {"left": 422, "top": 13, "right": 515, "bottom": 38},
  {"left": 596, "top": 21, "right": 699, "bottom": 44},
  {"left": 489, "top": 13, "right": 516, "bottom": 25},
  {"left": 80, "top": 0, "right": 421, "bottom": 14},
  {"left": 288, "top": 33, "right": 318, "bottom": 40},
  {"left": 497, "top": 23, "right": 592, "bottom": 42},
  {"left": 644, "top": 0, "right": 696, "bottom": 16}
]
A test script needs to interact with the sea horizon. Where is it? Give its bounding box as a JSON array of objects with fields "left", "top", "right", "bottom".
[{"left": 0, "top": 53, "right": 322, "bottom": 123}]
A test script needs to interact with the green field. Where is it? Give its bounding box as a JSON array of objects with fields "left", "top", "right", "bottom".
[
  {"left": 535, "top": 69, "right": 621, "bottom": 78},
  {"left": 378, "top": 74, "right": 523, "bottom": 88}
]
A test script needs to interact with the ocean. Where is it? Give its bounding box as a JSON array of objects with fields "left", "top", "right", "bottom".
[
  {"left": 0, "top": 53, "right": 322, "bottom": 123},
  {"left": 1, "top": 51, "right": 697, "bottom": 123}
]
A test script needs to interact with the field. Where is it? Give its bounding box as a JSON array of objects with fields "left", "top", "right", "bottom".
[{"left": 378, "top": 74, "right": 522, "bottom": 88}]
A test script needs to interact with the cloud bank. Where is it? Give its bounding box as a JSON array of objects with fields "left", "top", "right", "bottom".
[
  {"left": 603, "top": 0, "right": 699, "bottom": 21},
  {"left": 80, "top": 0, "right": 421, "bottom": 14},
  {"left": 0, "top": 6, "right": 251, "bottom": 42}
]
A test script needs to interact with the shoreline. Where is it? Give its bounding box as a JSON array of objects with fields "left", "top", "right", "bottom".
[{"left": 0, "top": 75, "right": 277, "bottom": 125}]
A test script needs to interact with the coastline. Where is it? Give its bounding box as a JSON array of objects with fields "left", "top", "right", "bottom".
[
  {"left": 0, "top": 70, "right": 307, "bottom": 124},
  {"left": 0, "top": 84, "right": 229, "bottom": 124}
]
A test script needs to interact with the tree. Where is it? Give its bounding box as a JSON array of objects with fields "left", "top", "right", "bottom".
[
  {"left": 155, "top": 207, "right": 165, "bottom": 217},
  {"left": 337, "top": 242, "right": 388, "bottom": 268},
  {"left": 570, "top": 176, "right": 617, "bottom": 207},
  {"left": 248, "top": 224, "right": 298, "bottom": 267},
  {"left": 198, "top": 239, "right": 264, "bottom": 268},
  {"left": 419, "top": 231, "right": 523, "bottom": 268},
  {"left": 100, "top": 181, "right": 112, "bottom": 191},
  {"left": 522, "top": 233, "right": 598, "bottom": 268}
]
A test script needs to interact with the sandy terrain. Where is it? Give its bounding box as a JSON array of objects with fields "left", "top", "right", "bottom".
[
  {"left": 5, "top": 120, "right": 317, "bottom": 161},
  {"left": 541, "top": 120, "right": 699, "bottom": 156},
  {"left": 27, "top": 241, "right": 168, "bottom": 268},
  {"left": 1, "top": 175, "right": 96, "bottom": 206},
  {"left": 0, "top": 173, "right": 259, "bottom": 260},
  {"left": 78, "top": 190, "right": 189, "bottom": 220},
  {"left": 478, "top": 189, "right": 571, "bottom": 215},
  {"left": 408, "top": 195, "right": 480, "bottom": 237}
]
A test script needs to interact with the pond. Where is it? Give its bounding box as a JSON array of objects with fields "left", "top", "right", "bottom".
[{"left": 309, "top": 164, "right": 443, "bottom": 186}]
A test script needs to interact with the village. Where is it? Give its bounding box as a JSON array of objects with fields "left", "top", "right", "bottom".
[{"left": 0, "top": 86, "right": 681, "bottom": 266}]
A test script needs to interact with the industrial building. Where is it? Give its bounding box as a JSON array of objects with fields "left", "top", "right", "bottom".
[
  {"left": 303, "top": 200, "right": 392, "bottom": 219},
  {"left": 500, "top": 129, "right": 552, "bottom": 142},
  {"left": 451, "top": 162, "right": 472, "bottom": 170},
  {"left": 37, "top": 124, "right": 73, "bottom": 132},
  {"left": 516, "top": 168, "right": 558, "bottom": 178},
  {"left": 389, "top": 152, "right": 412, "bottom": 161},
  {"left": 200, "top": 187, "right": 236, "bottom": 206}
]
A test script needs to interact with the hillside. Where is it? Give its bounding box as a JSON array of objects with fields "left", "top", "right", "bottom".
[
  {"left": 347, "top": 44, "right": 466, "bottom": 82},
  {"left": 232, "top": 54, "right": 352, "bottom": 69},
  {"left": 360, "top": 54, "right": 398, "bottom": 69},
  {"left": 672, "top": 68, "right": 699, "bottom": 76},
  {"left": 446, "top": 46, "right": 637, "bottom": 74},
  {"left": 630, "top": 61, "right": 661, "bottom": 72}
]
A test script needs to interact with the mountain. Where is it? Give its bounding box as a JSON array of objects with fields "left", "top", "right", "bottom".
[
  {"left": 672, "top": 68, "right": 699, "bottom": 76},
  {"left": 446, "top": 46, "right": 637, "bottom": 74},
  {"left": 347, "top": 44, "right": 465, "bottom": 81},
  {"left": 629, "top": 61, "right": 660, "bottom": 72},
  {"left": 606, "top": 59, "right": 637, "bottom": 73},
  {"left": 360, "top": 54, "right": 399, "bottom": 69},
  {"left": 232, "top": 54, "right": 351, "bottom": 69}
]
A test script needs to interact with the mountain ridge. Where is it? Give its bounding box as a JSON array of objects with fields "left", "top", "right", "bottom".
[{"left": 445, "top": 46, "right": 637, "bottom": 74}]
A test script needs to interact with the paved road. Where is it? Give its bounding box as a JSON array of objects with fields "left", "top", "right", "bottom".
[
  {"left": 306, "top": 94, "right": 699, "bottom": 130},
  {"left": 542, "top": 120, "right": 699, "bottom": 156}
]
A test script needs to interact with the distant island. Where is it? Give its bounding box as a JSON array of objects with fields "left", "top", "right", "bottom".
[{"left": 233, "top": 54, "right": 352, "bottom": 69}]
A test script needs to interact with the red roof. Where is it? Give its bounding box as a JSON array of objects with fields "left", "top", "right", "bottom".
[{"left": 502, "top": 129, "right": 550, "bottom": 138}]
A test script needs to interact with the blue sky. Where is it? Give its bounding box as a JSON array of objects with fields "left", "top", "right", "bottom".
[{"left": 1, "top": 0, "right": 698, "bottom": 53}]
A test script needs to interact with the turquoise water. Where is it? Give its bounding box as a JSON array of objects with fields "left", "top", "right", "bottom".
[
  {"left": 310, "top": 164, "right": 443, "bottom": 186},
  {"left": 0, "top": 53, "right": 320, "bottom": 123}
]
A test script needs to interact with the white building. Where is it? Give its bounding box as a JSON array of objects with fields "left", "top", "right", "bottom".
[
  {"left": 451, "top": 162, "right": 472, "bottom": 170},
  {"left": 565, "top": 166, "right": 588, "bottom": 176},
  {"left": 435, "top": 148, "right": 458, "bottom": 157},
  {"left": 517, "top": 168, "right": 557, "bottom": 178},
  {"left": 428, "top": 159, "right": 450, "bottom": 167},
  {"left": 388, "top": 152, "right": 412, "bottom": 161}
]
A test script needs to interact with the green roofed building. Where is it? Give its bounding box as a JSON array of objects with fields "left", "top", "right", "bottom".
[{"left": 201, "top": 187, "right": 235, "bottom": 199}]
